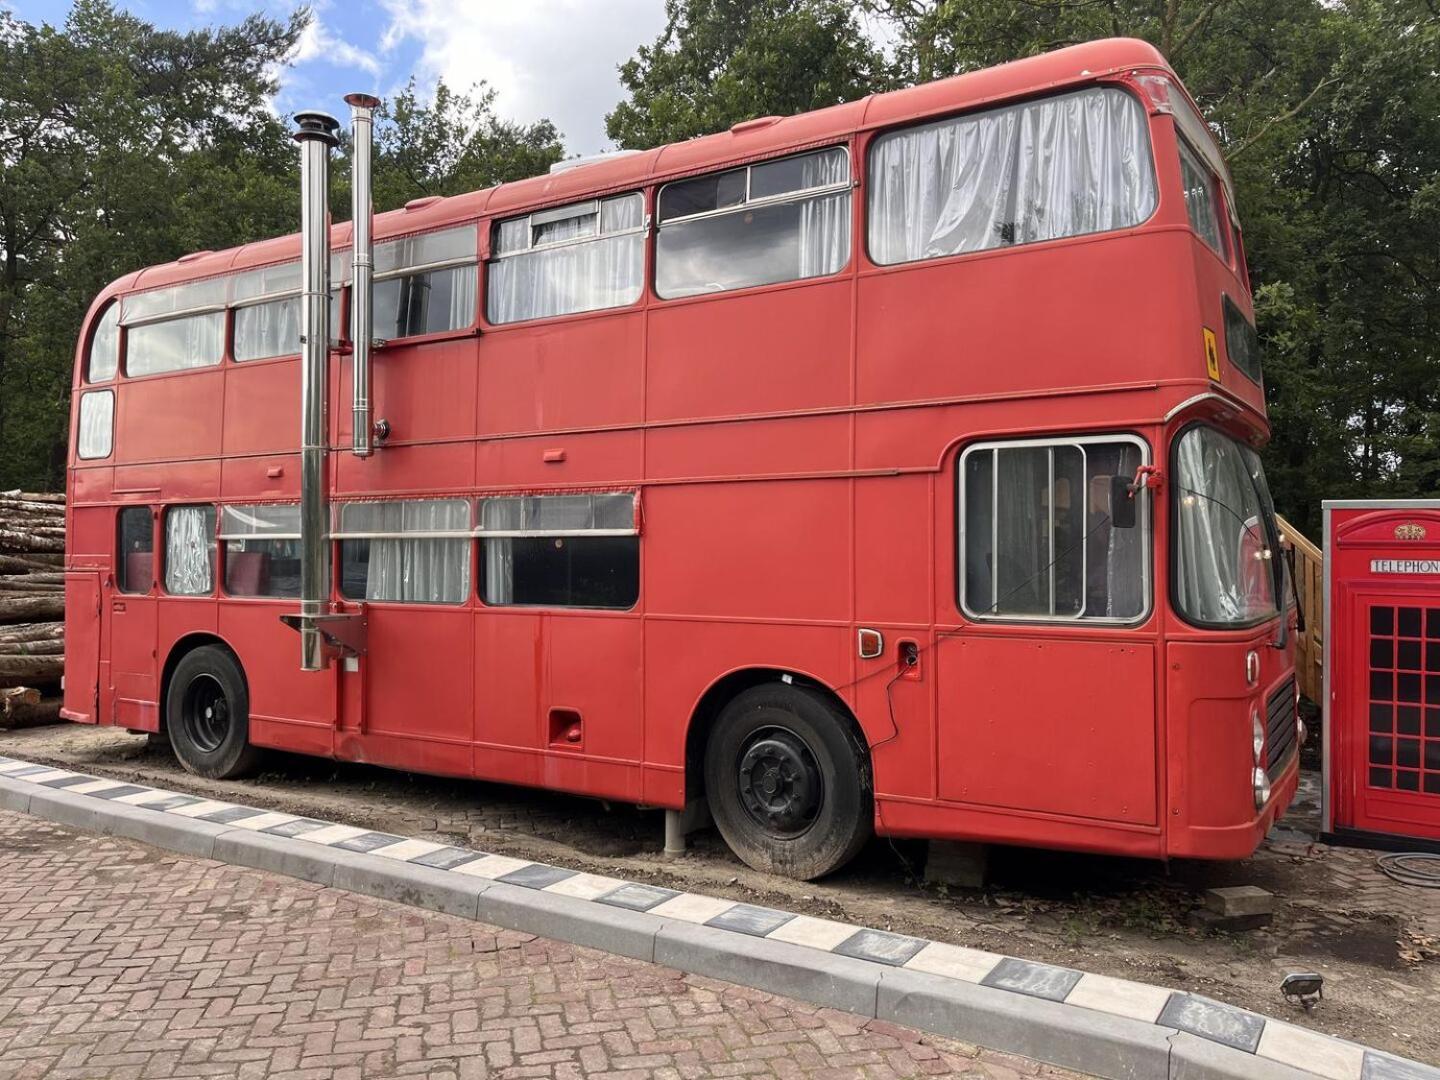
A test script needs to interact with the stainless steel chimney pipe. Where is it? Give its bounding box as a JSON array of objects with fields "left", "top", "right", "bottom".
[
  {"left": 345, "top": 93, "right": 381, "bottom": 458},
  {"left": 293, "top": 110, "right": 340, "bottom": 672}
]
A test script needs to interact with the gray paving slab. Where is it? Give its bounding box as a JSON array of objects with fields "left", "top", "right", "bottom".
[
  {"left": 1364, "top": 1051, "right": 1440, "bottom": 1080},
  {"left": 261, "top": 817, "right": 329, "bottom": 837},
  {"left": 331, "top": 830, "right": 406, "bottom": 853},
  {"left": 409, "top": 845, "right": 485, "bottom": 870},
  {"left": 497, "top": 863, "right": 576, "bottom": 890},
  {"left": 655, "top": 920, "right": 881, "bottom": 1017},
  {"left": 878, "top": 967, "right": 1173, "bottom": 1080},
  {"left": 1160, "top": 993, "right": 1267, "bottom": 1053},
  {"left": 981, "top": 956, "right": 1083, "bottom": 1001},
  {"left": 91, "top": 784, "right": 152, "bottom": 801},
  {"left": 833, "top": 927, "right": 928, "bottom": 966},
  {"left": 597, "top": 882, "right": 679, "bottom": 911},
  {"left": 37, "top": 774, "right": 98, "bottom": 788},
  {"left": 705, "top": 903, "right": 795, "bottom": 937},
  {"left": 196, "top": 804, "right": 267, "bottom": 823}
]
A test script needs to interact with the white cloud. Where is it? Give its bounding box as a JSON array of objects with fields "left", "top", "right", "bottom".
[
  {"left": 377, "top": 0, "right": 667, "bottom": 154},
  {"left": 293, "top": 12, "right": 384, "bottom": 81}
]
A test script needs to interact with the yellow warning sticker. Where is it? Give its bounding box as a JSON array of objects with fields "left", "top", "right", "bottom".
[{"left": 1203, "top": 328, "right": 1221, "bottom": 381}]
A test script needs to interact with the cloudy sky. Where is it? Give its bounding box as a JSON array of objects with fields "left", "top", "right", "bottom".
[{"left": 7, "top": 0, "right": 670, "bottom": 155}]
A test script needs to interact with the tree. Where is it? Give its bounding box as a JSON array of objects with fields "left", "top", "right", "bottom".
[
  {"left": 606, "top": 0, "right": 891, "bottom": 149},
  {"left": 361, "top": 79, "right": 564, "bottom": 211},
  {"left": 0, "top": 1, "right": 306, "bottom": 490},
  {"left": 873, "top": 0, "right": 1440, "bottom": 536}
]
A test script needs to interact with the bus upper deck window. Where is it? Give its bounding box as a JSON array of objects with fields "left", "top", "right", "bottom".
[
  {"left": 87, "top": 304, "right": 121, "bottom": 382},
  {"left": 868, "top": 87, "right": 1156, "bottom": 266},
  {"left": 655, "top": 147, "right": 851, "bottom": 299},
  {"left": 1178, "top": 139, "right": 1229, "bottom": 260}
]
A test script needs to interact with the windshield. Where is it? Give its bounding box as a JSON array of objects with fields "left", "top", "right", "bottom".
[{"left": 1173, "top": 425, "right": 1279, "bottom": 626}]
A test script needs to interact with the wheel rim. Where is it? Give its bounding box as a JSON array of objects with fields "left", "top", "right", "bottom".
[
  {"left": 181, "top": 674, "right": 230, "bottom": 754},
  {"left": 736, "top": 726, "right": 823, "bottom": 839}
]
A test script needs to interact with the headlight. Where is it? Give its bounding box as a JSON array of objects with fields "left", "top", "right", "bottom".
[
  {"left": 1253, "top": 766, "right": 1272, "bottom": 809},
  {"left": 1252, "top": 707, "right": 1265, "bottom": 764}
]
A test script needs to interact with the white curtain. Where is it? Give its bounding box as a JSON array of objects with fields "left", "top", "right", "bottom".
[
  {"left": 793, "top": 151, "right": 851, "bottom": 280},
  {"left": 488, "top": 234, "right": 644, "bottom": 324},
  {"left": 868, "top": 87, "right": 1156, "bottom": 265},
  {"left": 89, "top": 305, "right": 120, "bottom": 381},
  {"left": 234, "top": 297, "right": 301, "bottom": 361},
  {"left": 77, "top": 390, "right": 113, "bottom": 460},
  {"left": 165, "top": 506, "right": 215, "bottom": 595},
  {"left": 127, "top": 312, "right": 224, "bottom": 376},
  {"left": 343, "top": 500, "right": 470, "bottom": 604}
]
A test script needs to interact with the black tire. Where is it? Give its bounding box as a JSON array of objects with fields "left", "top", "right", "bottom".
[
  {"left": 165, "top": 645, "right": 262, "bottom": 780},
  {"left": 704, "top": 683, "right": 872, "bottom": 880}
]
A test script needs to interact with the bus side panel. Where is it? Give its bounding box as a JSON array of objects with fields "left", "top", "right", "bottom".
[
  {"left": 62, "top": 573, "right": 102, "bottom": 724},
  {"left": 646, "top": 281, "right": 851, "bottom": 422},
  {"left": 477, "top": 313, "right": 644, "bottom": 435},
  {"left": 116, "top": 370, "right": 224, "bottom": 463},
  {"left": 936, "top": 635, "right": 1158, "bottom": 826},
  {"left": 853, "top": 474, "right": 935, "bottom": 801},
  {"left": 855, "top": 233, "right": 1188, "bottom": 407},
  {"left": 224, "top": 359, "right": 299, "bottom": 456},
  {"left": 218, "top": 602, "right": 336, "bottom": 757},
  {"left": 340, "top": 337, "right": 478, "bottom": 445}
]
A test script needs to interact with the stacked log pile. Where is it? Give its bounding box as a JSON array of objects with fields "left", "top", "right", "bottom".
[{"left": 0, "top": 490, "right": 65, "bottom": 728}]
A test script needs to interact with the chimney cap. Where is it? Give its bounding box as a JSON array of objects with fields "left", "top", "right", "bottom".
[
  {"left": 344, "top": 92, "right": 382, "bottom": 110},
  {"left": 293, "top": 109, "right": 340, "bottom": 146}
]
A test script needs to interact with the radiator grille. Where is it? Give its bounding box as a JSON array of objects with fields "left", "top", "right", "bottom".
[{"left": 1266, "top": 675, "right": 1298, "bottom": 779}]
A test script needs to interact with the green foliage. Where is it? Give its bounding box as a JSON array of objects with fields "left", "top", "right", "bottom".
[
  {"left": 616, "top": 0, "right": 1440, "bottom": 536},
  {"left": 605, "top": 0, "right": 892, "bottom": 148},
  {"left": 0, "top": 4, "right": 566, "bottom": 492}
]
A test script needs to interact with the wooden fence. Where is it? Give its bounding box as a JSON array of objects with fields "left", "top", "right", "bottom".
[{"left": 1277, "top": 514, "right": 1323, "bottom": 706}]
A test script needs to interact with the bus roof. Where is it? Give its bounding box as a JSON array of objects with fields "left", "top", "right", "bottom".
[{"left": 104, "top": 37, "right": 1183, "bottom": 302}]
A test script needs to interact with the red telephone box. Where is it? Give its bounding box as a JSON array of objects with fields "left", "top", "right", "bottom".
[{"left": 1324, "top": 499, "right": 1440, "bottom": 849}]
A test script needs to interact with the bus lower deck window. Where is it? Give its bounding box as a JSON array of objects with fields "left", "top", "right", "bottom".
[
  {"left": 165, "top": 505, "right": 217, "bottom": 596},
  {"left": 336, "top": 499, "right": 471, "bottom": 604},
  {"left": 219, "top": 504, "right": 302, "bottom": 597},
  {"left": 116, "top": 507, "right": 153, "bottom": 594},
  {"left": 478, "top": 493, "right": 638, "bottom": 609}
]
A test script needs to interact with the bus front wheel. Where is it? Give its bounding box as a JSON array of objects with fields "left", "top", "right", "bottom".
[
  {"left": 704, "top": 684, "right": 872, "bottom": 881},
  {"left": 166, "top": 646, "right": 261, "bottom": 780}
]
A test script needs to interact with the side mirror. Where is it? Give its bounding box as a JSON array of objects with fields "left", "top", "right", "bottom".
[{"left": 1109, "top": 475, "right": 1137, "bottom": 529}]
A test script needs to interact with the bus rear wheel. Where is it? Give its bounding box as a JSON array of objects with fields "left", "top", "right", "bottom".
[
  {"left": 704, "top": 684, "right": 872, "bottom": 881},
  {"left": 166, "top": 646, "right": 261, "bottom": 780}
]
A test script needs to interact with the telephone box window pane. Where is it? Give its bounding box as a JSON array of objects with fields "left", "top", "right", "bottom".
[
  {"left": 1399, "top": 640, "right": 1422, "bottom": 670},
  {"left": 1372, "top": 639, "right": 1394, "bottom": 668},
  {"left": 1370, "top": 767, "right": 1392, "bottom": 789},
  {"left": 1397, "top": 739, "right": 1421, "bottom": 768},
  {"left": 1397, "top": 770, "right": 1420, "bottom": 792},
  {"left": 117, "top": 508, "right": 153, "bottom": 594},
  {"left": 1398, "top": 706, "right": 1421, "bottom": 735},
  {"left": 1398, "top": 672, "right": 1421, "bottom": 703},
  {"left": 1427, "top": 709, "right": 1440, "bottom": 737},
  {"left": 1369, "top": 735, "right": 1393, "bottom": 765},
  {"left": 1400, "top": 607, "right": 1422, "bottom": 637},
  {"left": 1372, "top": 606, "right": 1394, "bottom": 634},
  {"left": 1371, "top": 671, "right": 1393, "bottom": 700},
  {"left": 1369, "top": 703, "right": 1392, "bottom": 732},
  {"left": 165, "top": 506, "right": 216, "bottom": 596},
  {"left": 1428, "top": 609, "right": 1440, "bottom": 638}
]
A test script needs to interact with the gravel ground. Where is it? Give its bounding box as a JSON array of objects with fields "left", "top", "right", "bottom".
[{"left": 3, "top": 722, "right": 1437, "bottom": 1065}]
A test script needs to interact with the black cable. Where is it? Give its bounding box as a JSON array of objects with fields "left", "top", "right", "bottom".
[{"left": 1377, "top": 852, "right": 1440, "bottom": 889}]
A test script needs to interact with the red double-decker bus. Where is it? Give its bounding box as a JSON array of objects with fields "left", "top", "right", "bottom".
[{"left": 62, "top": 38, "right": 1300, "bottom": 879}]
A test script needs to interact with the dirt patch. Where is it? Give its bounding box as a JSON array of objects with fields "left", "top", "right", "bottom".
[{"left": 5, "top": 723, "right": 1438, "bottom": 1064}]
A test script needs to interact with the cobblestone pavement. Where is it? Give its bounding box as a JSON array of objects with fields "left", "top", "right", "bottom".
[{"left": 0, "top": 810, "right": 1086, "bottom": 1080}]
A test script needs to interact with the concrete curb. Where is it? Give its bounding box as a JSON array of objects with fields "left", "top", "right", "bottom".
[{"left": 1, "top": 761, "right": 1431, "bottom": 1080}]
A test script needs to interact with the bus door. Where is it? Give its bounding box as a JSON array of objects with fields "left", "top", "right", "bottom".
[
  {"left": 936, "top": 438, "right": 1159, "bottom": 827},
  {"left": 107, "top": 505, "right": 160, "bottom": 729}
]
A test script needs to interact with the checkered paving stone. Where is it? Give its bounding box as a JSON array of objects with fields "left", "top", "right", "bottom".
[
  {"left": 0, "top": 808, "right": 1065, "bottom": 1080},
  {"left": 2, "top": 755, "right": 1434, "bottom": 1080}
]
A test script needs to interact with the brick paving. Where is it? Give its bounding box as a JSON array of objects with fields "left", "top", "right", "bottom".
[{"left": 0, "top": 810, "right": 1085, "bottom": 1080}]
